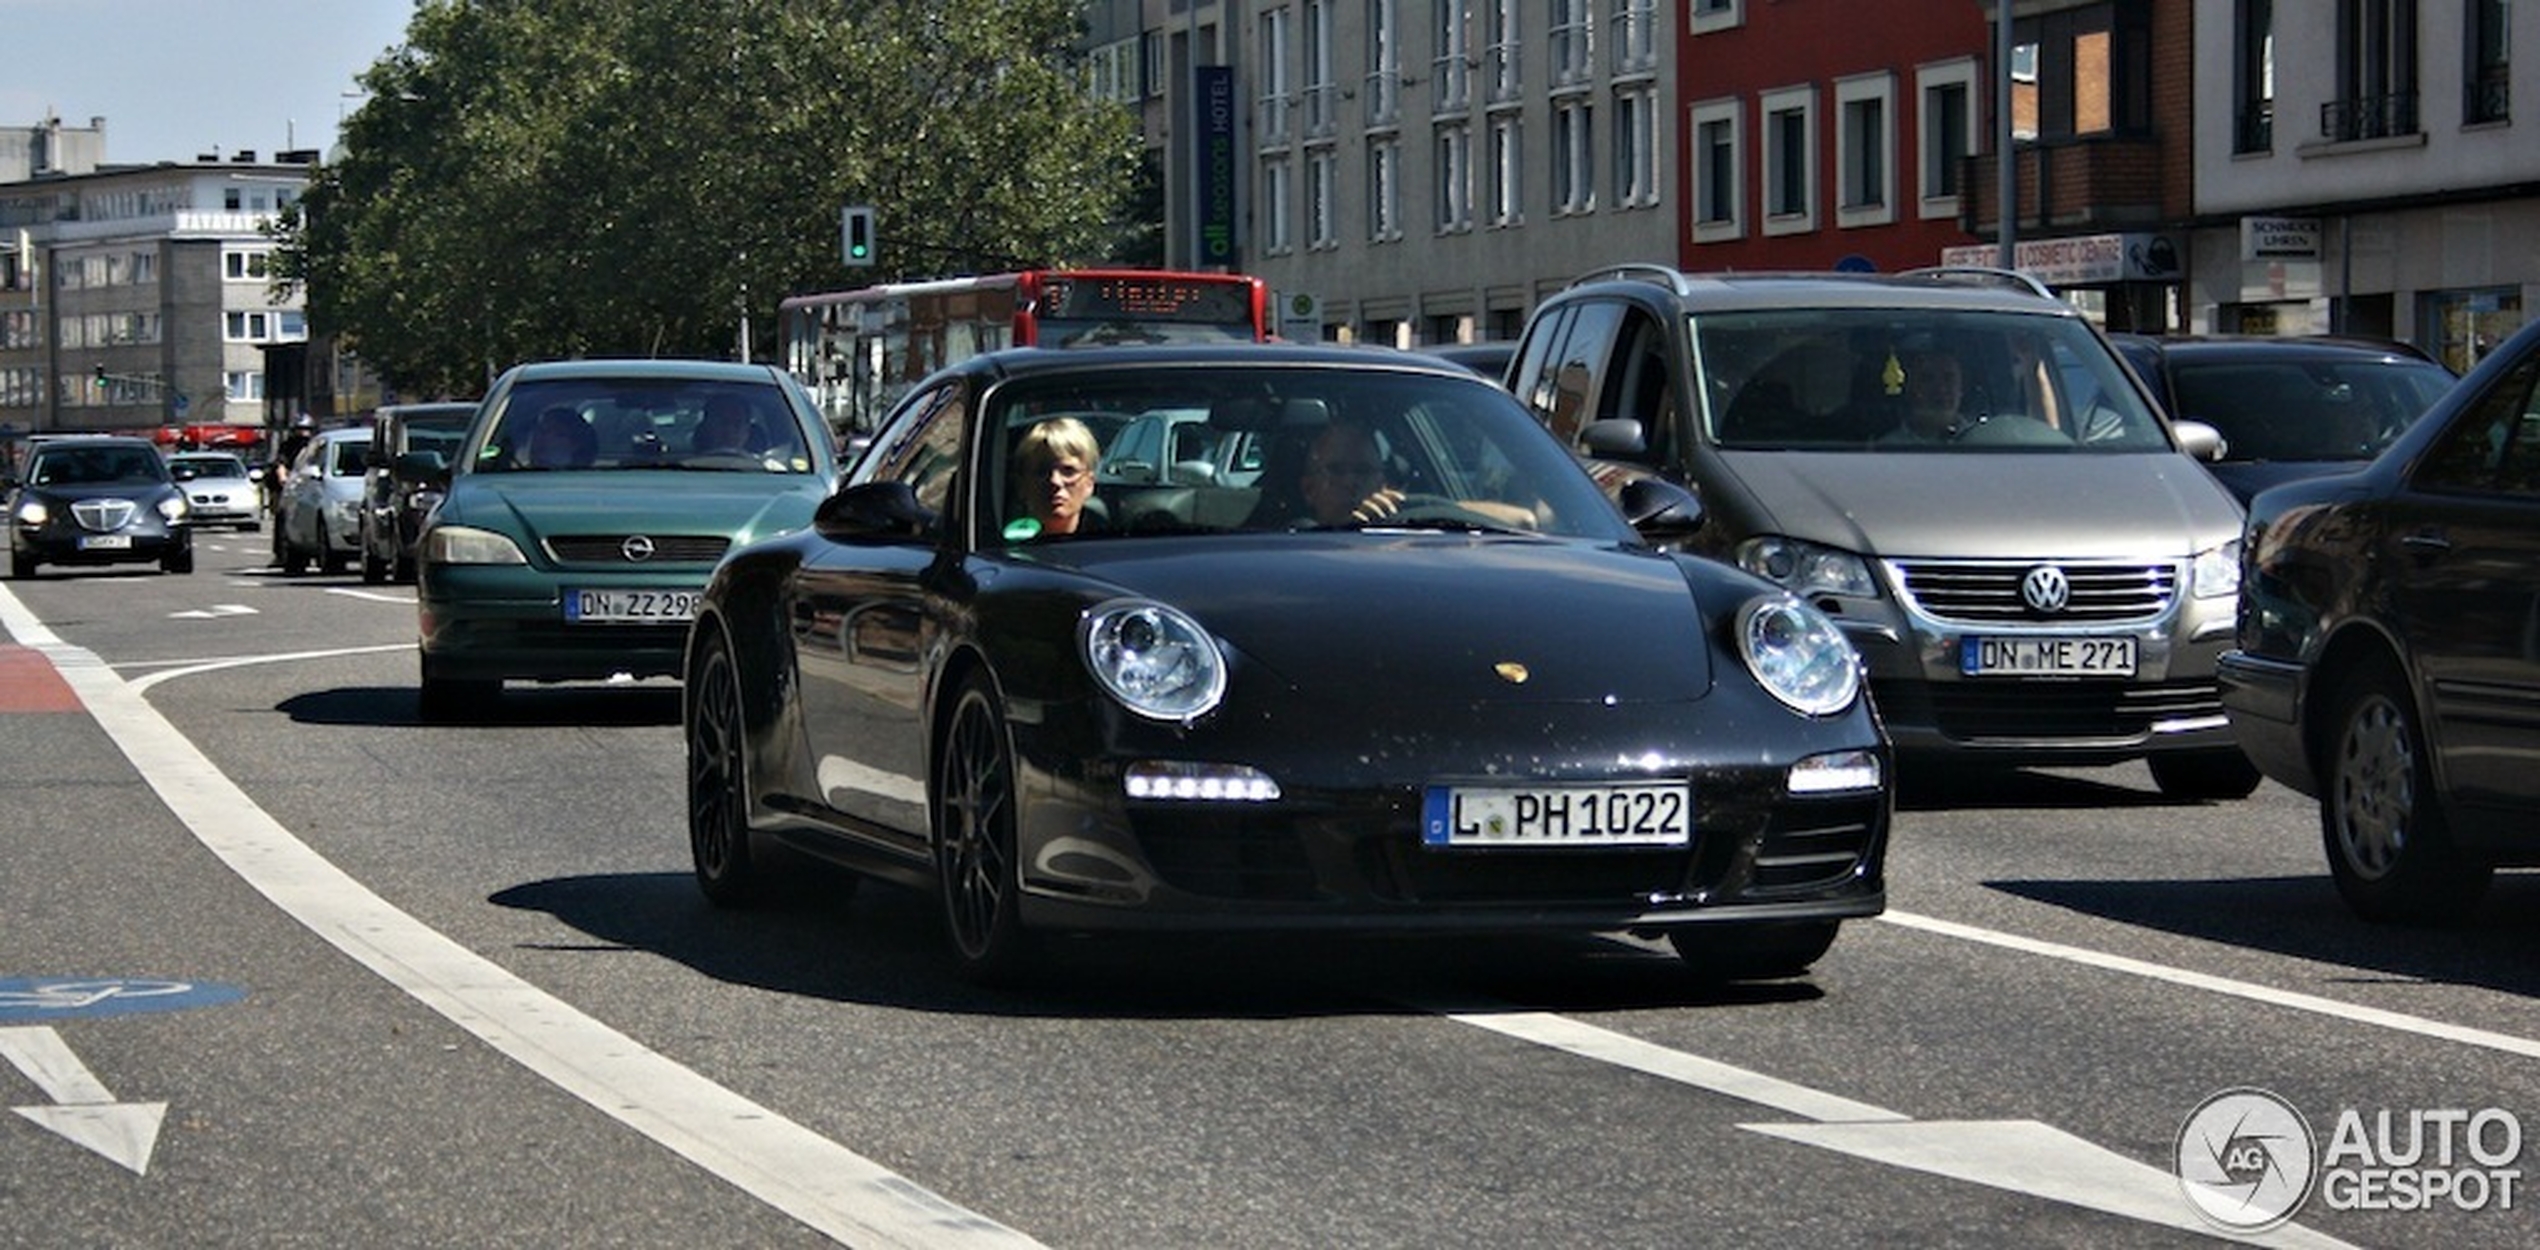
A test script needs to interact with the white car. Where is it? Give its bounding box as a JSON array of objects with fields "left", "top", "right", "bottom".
[
  {"left": 276, "top": 427, "right": 373, "bottom": 575},
  {"left": 167, "top": 451, "right": 263, "bottom": 531}
]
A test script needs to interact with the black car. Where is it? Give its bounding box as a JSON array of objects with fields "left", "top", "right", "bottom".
[
  {"left": 361, "top": 401, "right": 480, "bottom": 583},
  {"left": 6, "top": 435, "right": 194, "bottom": 578},
  {"left": 1422, "top": 341, "right": 1518, "bottom": 384},
  {"left": 2220, "top": 315, "right": 2540, "bottom": 923},
  {"left": 684, "top": 344, "right": 1890, "bottom": 983},
  {"left": 2110, "top": 334, "right": 2457, "bottom": 505}
]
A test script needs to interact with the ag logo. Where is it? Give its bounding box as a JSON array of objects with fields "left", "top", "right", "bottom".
[{"left": 2176, "top": 1087, "right": 2316, "bottom": 1231}]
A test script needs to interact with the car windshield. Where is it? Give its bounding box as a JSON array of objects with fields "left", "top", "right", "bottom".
[
  {"left": 1695, "top": 309, "right": 2173, "bottom": 453},
  {"left": 985, "top": 365, "right": 1630, "bottom": 544},
  {"left": 2166, "top": 357, "right": 2455, "bottom": 462},
  {"left": 175, "top": 455, "right": 248, "bottom": 478},
  {"left": 402, "top": 412, "right": 477, "bottom": 460},
  {"left": 476, "top": 379, "right": 816, "bottom": 473},
  {"left": 30, "top": 446, "right": 167, "bottom": 486}
]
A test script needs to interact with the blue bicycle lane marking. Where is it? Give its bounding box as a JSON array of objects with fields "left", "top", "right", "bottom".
[{"left": 0, "top": 977, "right": 246, "bottom": 1021}]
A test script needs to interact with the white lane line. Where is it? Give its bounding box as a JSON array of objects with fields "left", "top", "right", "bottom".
[
  {"left": 1431, "top": 1006, "right": 1907, "bottom": 1123},
  {"left": 1881, "top": 909, "right": 2540, "bottom": 1061},
  {"left": 0, "top": 587, "right": 1039, "bottom": 1250},
  {"left": 122, "top": 643, "right": 412, "bottom": 696},
  {"left": 326, "top": 587, "right": 416, "bottom": 605}
]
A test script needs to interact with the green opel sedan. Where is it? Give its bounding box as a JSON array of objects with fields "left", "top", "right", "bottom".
[{"left": 409, "top": 359, "right": 840, "bottom": 721}]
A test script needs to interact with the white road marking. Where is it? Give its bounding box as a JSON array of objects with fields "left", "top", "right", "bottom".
[
  {"left": 1, "top": 1026, "right": 167, "bottom": 1176},
  {"left": 123, "top": 643, "right": 411, "bottom": 696},
  {"left": 1432, "top": 1005, "right": 2353, "bottom": 1247},
  {"left": 1882, "top": 909, "right": 2540, "bottom": 1061},
  {"left": 0, "top": 587, "right": 1039, "bottom": 1249},
  {"left": 167, "top": 603, "right": 258, "bottom": 620},
  {"left": 325, "top": 587, "right": 416, "bottom": 605}
]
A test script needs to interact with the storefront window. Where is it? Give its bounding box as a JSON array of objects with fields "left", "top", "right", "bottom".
[{"left": 2424, "top": 286, "right": 2523, "bottom": 374}]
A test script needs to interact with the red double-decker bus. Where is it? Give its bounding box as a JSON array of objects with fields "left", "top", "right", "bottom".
[{"left": 778, "top": 268, "right": 1269, "bottom": 441}]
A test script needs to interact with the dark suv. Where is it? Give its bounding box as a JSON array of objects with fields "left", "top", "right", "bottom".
[
  {"left": 1505, "top": 266, "right": 2257, "bottom": 798},
  {"left": 361, "top": 401, "right": 479, "bottom": 582},
  {"left": 2110, "top": 334, "right": 2456, "bottom": 505}
]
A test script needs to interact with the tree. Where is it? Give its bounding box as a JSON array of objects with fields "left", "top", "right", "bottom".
[{"left": 274, "top": 0, "right": 1139, "bottom": 395}]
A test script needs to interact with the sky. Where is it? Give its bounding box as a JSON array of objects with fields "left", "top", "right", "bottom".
[{"left": 2, "top": 1, "right": 420, "bottom": 165}]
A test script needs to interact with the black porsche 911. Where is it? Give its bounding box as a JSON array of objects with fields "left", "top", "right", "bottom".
[{"left": 684, "top": 344, "right": 1890, "bottom": 982}]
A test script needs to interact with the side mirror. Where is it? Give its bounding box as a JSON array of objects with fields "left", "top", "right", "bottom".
[
  {"left": 2172, "top": 419, "right": 2225, "bottom": 462},
  {"left": 814, "top": 480, "right": 934, "bottom": 540},
  {"left": 392, "top": 449, "right": 451, "bottom": 487},
  {"left": 1618, "top": 476, "right": 1703, "bottom": 541},
  {"left": 1582, "top": 418, "right": 1647, "bottom": 457}
]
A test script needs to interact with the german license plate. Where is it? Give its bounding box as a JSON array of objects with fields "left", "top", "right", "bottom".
[
  {"left": 1959, "top": 635, "right": 2137, "bottom": 677},
  {"left": 564, "top": 587, "right": 699, "bottom": 623},
  {"left": 1421, "top": 782, "right": 1691, "bottom": 848},
  {"left": 78, "top": 534, "right": 133, "bottom": 550}
]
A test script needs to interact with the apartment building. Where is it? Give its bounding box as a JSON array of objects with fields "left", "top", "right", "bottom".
[{"left": 1, "top": 148, "right": 318, "bottom": 437}]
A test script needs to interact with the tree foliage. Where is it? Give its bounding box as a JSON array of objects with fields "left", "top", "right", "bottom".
[{"left": 275, "top": 0, "right": 1140, "bottom": 396}]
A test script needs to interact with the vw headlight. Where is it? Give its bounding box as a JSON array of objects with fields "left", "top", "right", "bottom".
[
  {"left": 1082, "top": 599, "right": 1226, "bottom": 722},
  {"left": 423, "top": 525, "right": 529, "bottom": 566},
  {"left": 1736, "top": 536, "right": 1877, "bottom": 599},
  {"left": 2192, "top": 540, "right": 2241, "bottom": 599},
  {"left": 1738, "top": 596, "right": 1861, "bottom": 717}
]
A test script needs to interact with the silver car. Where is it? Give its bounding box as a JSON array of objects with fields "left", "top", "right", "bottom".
[
  {"left": 276, "top": 427, "right": 373, "bottom": 575},
  {"left": 167, "top": 450, "right": 264, "bottom": 531},
  {"left": 1505, "top": 267, "right": 2258, "bottom": 800}
]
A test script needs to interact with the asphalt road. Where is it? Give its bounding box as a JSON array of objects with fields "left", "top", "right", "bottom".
[{"left": 4, "top": 535, "right": 2536, "bottom": 1248}]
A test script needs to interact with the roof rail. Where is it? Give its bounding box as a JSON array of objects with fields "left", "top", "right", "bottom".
[
  {"left": 1897, "top": 264, "right": 2057, "bottom": 301},
  {"left": 1566, "top": 263, "right": 1695, "bottom": 295}
]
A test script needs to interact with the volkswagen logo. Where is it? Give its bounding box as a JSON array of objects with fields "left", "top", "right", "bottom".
[
  {"left": 2021, "top": 565, "right": 2072, "bottom": 614},
  {"left": 620, "top": 535, "right": 657, "bottom": 562}
]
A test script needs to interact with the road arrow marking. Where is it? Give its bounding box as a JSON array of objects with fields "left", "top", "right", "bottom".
[
  {"left": 1, "top": 1026, "right": 167, "bottom": 1176},
  {"left": 1430, "top": 1004, "right": 2357, "bottom": 1248}
]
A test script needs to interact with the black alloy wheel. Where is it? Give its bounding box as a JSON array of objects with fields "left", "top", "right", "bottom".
[
  {"left": 936, "top": 673, "right": 1034, "bottom": 982},
  {"left": 2319, "top": 658, "right": 2490, "bottom": 923},
  {"left": 686, "top": 632, "right": 763, "bottom": 906}
]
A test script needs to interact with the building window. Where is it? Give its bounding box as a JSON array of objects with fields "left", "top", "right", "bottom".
[
  {"left": 2329, "top": 0, "right": 2418, "bottom": 140},
  {"left": 1690, "top": 97, "right": 1743, "bottom": 242},
  {"left": 1609, "top": 0, "right": 1656, "bottom": 74},
  {"left": 1689, "top": 0, "right": 1742, "bottom": 37},
  {"left": 1761, "top": 86, "right": 1816, "bottom": 234},
  {"left": 226, "top": 371, "right": 263, "bottom": 402},
  {"left": 1917, "top": 59, "right": 1975, "bottom": 216},
  {"left": 1260, "top": 7, "right": 1293, "bottom": 144},
  {"left": 2466, "top": 0, "right": 2509, "bottom": 125},
  {"left": 1486, "top": 0, "right": 1523, "bottom": 103},
  {"left": 1613, "top": 85, "right": 1659, "bottom": 208},
  {"left": 1552, "top": 98, "right": 1594, "bottom": 215},
  {"left": 1835, "top": 73, "right": 1893, "bottom": 225},
  {"left": 2234, "top": 0, "right": 2276, "bottom": 151},
  {"left": 1308, "top": 146, "right": 1339, "bottom": 248},
  {"left": 1368, "top": 137, "right": 1403, "bottom": 240},
  {"left": 1435, "top": 122, "right": 1475, "bottom": 231},
  {"left": 1262, "top": 156, "right": 1296, "bottom": 254},
  {"left": 223, "top": 249, "right": 270, "bottom": 281},
  {"left": 1305, "top": 0, "right": 1337, "bottom": 136},
  {"left": 226, "top": 311, "right": 272, "bottom": 341},
  {"left": 2012, "top": 5, "right": 2150, "bottom": 141},
  {"left": 1488, "top": 112, "right": 1523, "bottom": 226},
  {"left": 1366, "top": 0, "right": 1401, "bottom": 127},
  {"left": 1550, "top": 0, "right": 1594, "bottom": 88},
  {"left": 1433, "top": 0, "right": 1472, "bottom": 113}
]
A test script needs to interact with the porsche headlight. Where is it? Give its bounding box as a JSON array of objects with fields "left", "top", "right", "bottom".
[
  {"left": 1082, "top": 599, "right": 1226, "bottom": 722},
  {"left": 2192, "top": 540, "right": 2241, "bottom": 599},
  {"left": 423, "top": 524, "right": 529, "bottom": 565},
  {"left": 1738, "top": 595, "right": 1861, "bottom": 717},
  {"left": 1736, "top": 536, "right": 1878, "bottom": 599}
]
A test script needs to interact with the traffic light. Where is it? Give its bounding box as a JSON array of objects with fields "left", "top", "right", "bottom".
[
  {"left": 842, "top": 206, "right": 875, "bottom": 268},
  {"left": 93, "top": 363, "right": 106, "bottom": 385}
]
